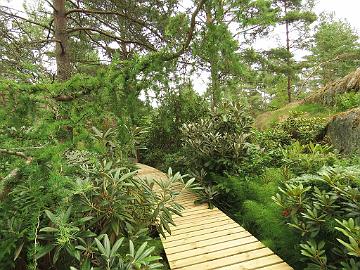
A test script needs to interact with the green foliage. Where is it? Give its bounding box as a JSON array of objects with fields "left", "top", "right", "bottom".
[
  {"left": 210, "top": 171, "right": 302, "bottom": 267},
  {"left": 0, "top": 75, "right": 193, "bottom": 269},
  {"left": 260, "top": 0, "right": 317, "bottom": 103},
  {"left": 254, "top": 102, "right": 335, "bottom": 130},
  {"left": 335, "top": 92, "right": 360, "bottom": 111},
  {"left": 143, "top": 87, "right": 208, "bottom": 169},
  {"left": 273, "top": 166, "right": 360, "bottom": 269},
  {"left": 307, "top": 15, "right": 360, "bottom": 87},
  {"left": 252, "top": 112, "right": 331, "bottom": 174},
  {"left": 0, "top": 123, "right": 194, "bottom": 269},
  {"left": 261, "top": 112, "right": 327, "bottom": 146},
  {"left": 275, "top": 112, "right": 327, "bottom": 144},
  {"left": 181, "top": 100, "right": 253, "bottom": 174},
  {"left": 2, "top": 2, "right": 360, "bottom": 270},
  {"left": 282, "top": 142, "right": 338, "bottom": 175},
  {"left": 203, "top": 119, "right": 343, "bottom": 268}
]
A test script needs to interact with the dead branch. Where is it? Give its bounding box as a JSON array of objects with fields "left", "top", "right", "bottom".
[{"left": 0, "top": 148, "right": 33, "bottom": 164}]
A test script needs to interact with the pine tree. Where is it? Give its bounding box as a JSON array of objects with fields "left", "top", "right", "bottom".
[{"left": 273, "top": 0, "right": 317, "bottom": 102}]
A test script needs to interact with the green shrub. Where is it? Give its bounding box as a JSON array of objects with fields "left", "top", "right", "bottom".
[
  {"left": 273, "top": 112, "right": 327, "bottom": 145},
  {"left": 251, "top": 113, "right": 329, "bottom": 173},
  {"left": 273, "top": 165, "right": 360, "bottom": 269},
  {"left": 0, "top": 125, "right": 193, "bottom": 269},
  {"left": 282, "top": 142, "right": 339, "bottom": 175},
  {"left": 161, "top": 151, "right": 189, "bottom": 173},
  {"left": 181, "top": 100, "right": 253, "bottom": 174},
  {"left": 335, "top": 92, "right": 360, "bottom": 111},
  {"left": 143, "top": 87, "right": 208, "bottom": 169}
]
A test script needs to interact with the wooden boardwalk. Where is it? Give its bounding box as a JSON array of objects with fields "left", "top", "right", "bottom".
[{"left": 136, "top": 164, "right": 293, "bottom": 270}]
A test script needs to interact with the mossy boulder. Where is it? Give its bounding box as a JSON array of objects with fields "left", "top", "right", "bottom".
[{"left": 326, "top": 107, "right": 360, "bottom": 154}]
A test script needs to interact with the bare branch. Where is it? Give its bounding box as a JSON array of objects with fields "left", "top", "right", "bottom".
[
  {"left": 67, "top": 16, "right": 112, "bottom": 53},
  {"left": 300, "top": 53, "right": 360, "bottom": 91},
  {"left": 47, "top": 19, "right": 54, "bottom": 39},
  {"left": 233, "top": 25, "right": 260, "bottom": 37},
  {"left": 0, "top": 148, "right": 32, "bottom": 164},
  {"left": 44, "top": 0, "right": 57, "bottom": 12},
  {"left": 66, "top": 0, "right": 80, "bottom": 9},
  {"left": 0, "top": 168, "right": 20, "bottom": 200},
  {"left": 0, "top": 149, "right": 33, "bottom": 199}
]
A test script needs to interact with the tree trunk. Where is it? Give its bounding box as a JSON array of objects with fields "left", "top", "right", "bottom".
[
  {"left": 210, "top": 64, "right": 219, "bottom": 110},
  {"left": 287, "top": 69, "right": 291, "bottom": 103},
  {"left": 54, "top": 0, "right": 71, "bottom": 81},
  {"left": 285, "top": 1, "right": 292, "bottom": 103},
  {"left": 205, "top": 3, "right": 220, "bottom": 110}
]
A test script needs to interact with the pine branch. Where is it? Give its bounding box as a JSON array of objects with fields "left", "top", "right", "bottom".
[
  {"left": 65, "top": 8, "right": 149, "bottom": 27},
  {"left": 67, "top": 27, "right": 156, "bottom": 51},
  {"left": 66, "top": 8, "right": 165, "bottom": 43},
  {"left": 162, "top": 0, "right": 207, "bottom": 61},
  {"left": 0, "top": 9, "right": 54, "bottom": 31}
]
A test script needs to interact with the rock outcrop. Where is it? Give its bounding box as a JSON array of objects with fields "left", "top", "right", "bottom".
[
  {"left": 326, "top": 107, "right": 360, "bottom": 154},
  {"left": 305, "top": 68, "right": 360, "bottom": 105}
]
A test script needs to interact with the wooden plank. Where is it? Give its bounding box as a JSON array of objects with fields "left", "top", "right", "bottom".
[
  {"left": 163, "top": 219, "right": 239, "bottom": 239},
  {"left": 173, "top": 247, "right": 273, "bottom": 270},
  {"left": 257, "top": 262, "right": 293, "bottom": 270},
  {"left": 173, "top": 212, "right": 227, "bottom": 226},
  {"left": 174, "top": 201, "right": 198, "bottom": 207},
  {"left": 175, "top": 194, "right": 197, "bottom": 199},
  {"left": 163, "top": 222, "right": 240, "bottom": 243},
  {"left": 168, "top": 236, "right": 259, "bottom": 261},
  {"left": 216, "top": 255, "right": 286, "bottom": 270},
  {"left": 174, "top": 199, "right": 198, "bottom": 205},
  {"left": 180, "top": 201, "right": 210, "bottom": 207},
  {"left": 173, "top": 215, "right": 225, "bottom": 227},
  {"left": 173, "top": 209, "right": 223, "bottom": 220},
  {"left": 175, "top": 204, "right": 208, "bottom": 210},
  {"left": 169, "top": 215, "right": 236, "bottom": 236},
  {"left": 173, "top": 207, "right": 220, "bottom": 218},
  {"left": 171, "top": 241, "right": 265, "bottom": 269},
  {"left": 175, "top": 201, "right": 197, "bottom": 206},
  {"left": 170, "top": 215, "right": 243, "bottom": 232},
  {"left": 177, "top": 196, "right": 196, "bottom": 199},
  {"left": 168, "top": 216, "right": 235, "bottom": 234},
  {"left": 163, "top": 226, "right": 246, "bottom": 249},
  {"left": 164, "top": 231, "right": 252, "bottom": 254},
  {"left": 174, "top": 198, "right": 198, "bottom": 204},
  {"left": 172, "top": 210, "right": 226, "bottom": 224}
]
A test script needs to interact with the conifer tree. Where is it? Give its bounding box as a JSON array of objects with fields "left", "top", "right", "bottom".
[
  {"left": 273, "top": 0, "right": 316, "bottom": 102},
  {"left": 307, "top": 15, "right": 360, "bottom": 87}
]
